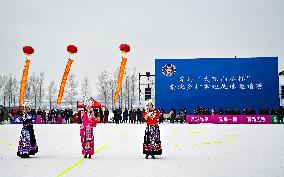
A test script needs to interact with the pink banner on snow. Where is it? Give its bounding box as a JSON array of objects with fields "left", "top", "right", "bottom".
[{"left": 186, "top": 115, "right": 271, "bottom": 124}]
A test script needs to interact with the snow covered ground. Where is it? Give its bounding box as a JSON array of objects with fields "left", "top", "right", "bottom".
[{"left": 0, "top": 123, "right": 283, "bottom": 177}]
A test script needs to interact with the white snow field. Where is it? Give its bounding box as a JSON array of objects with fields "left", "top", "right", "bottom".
[{"left": 0, "top": 123, "right": 283, "bottom": 177}]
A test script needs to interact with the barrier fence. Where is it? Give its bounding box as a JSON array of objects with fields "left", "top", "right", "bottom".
[{"left": 10, "top": 115, "right": 282, "bottom": 124}]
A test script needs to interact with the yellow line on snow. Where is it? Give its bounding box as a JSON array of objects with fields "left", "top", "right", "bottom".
[
  {"left": 57, "top": 158, "right": 86, "bottom": 177},
  {"left": 57, "top": 143, "right": 110, "bottom": 177},
  {"left": 201, "top": 141, "right": 223, "bottom": 145},
  {"left": 188, "top": 131, "right": 202, "bottom": 134}
]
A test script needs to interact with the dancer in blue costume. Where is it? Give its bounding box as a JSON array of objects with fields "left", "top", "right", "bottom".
[{"left": 17, "top": 100, "right": 38, "bottom": 158}]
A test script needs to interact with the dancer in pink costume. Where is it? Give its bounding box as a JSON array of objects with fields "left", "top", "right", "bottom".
[{"left": 80, "top": 97, "right": 97, "bottom": 158}]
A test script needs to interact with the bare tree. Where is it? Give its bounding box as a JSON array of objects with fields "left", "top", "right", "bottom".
[
  {"left": 121, "top": 68, "right": 130, "bottom": 110},
  {"left": 108, "top": 69, "right": 119, "bottom": 110},
  {"left": 107, "top": 67, "right": 136, "bottom": 110},
  {"left": 97, "top": 70, "right": 110, "bottom": 107},
  {"left": 28, "top": 73, "right": 41, "bottom": 110},
  {"left": 0, "top": 76, "right": 2, "bottom": 105},
  {"left": 0, "top": 74, "right": 18, "bottom": 107},
  {"left": 0, "top": 75, "right": 8, "bottom": 107},
  {"left": 81, "top": 76, "right": 91, "bottom": 100},
  {"left": 108, "top": 79, "right": 115, "bottom": 110},
  {"left": 47, "top": 80, "right": 57, "bottom": 110},
  {"left": 123, "top": 74, "right": 130, "bottom": 109},
  {"left": 129, "top": 68, "right": 138, "bottom": 109},
  {"left": 0, "top": 75, "right": 3, "bottom": 94},
  {"left": 64, "top": 74, "right": 78, "bottom": 108},
  {"left": 11, "top": 76, "right": 19, "bottom": 107},
  {"left": 0, "top": 75, "right": 2, "bottom": 88},
  {"left": 38, "top": 72, "right": 45, "bottom": 108}
]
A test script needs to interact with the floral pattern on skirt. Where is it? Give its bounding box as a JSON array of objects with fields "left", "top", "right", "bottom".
[
  {"left": 80, "top": 125, "right": 94, "bottom": 155},
  {"left": 17, "top": 124, "right": 38, "bottom": 157},
  {"left": 143, "top": 124, "right": 162, "bottom": 155}
]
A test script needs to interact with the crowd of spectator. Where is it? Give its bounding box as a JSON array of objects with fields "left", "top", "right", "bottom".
[
  {"left": 113, "top": 108, "right": 145, "bottom": 124},
  {"left": 9, "top": 108, "right": 74, "bottom": 124}
]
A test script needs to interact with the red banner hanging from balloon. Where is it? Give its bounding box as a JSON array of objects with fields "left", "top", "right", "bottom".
[
  {"left": 57, "top": 58, "right": 73, "bottom": 105},
  {"left": 19, "top": 46, "right": 34, "bottom": 107},
  {"left": 56, "top": 45, "right": 77, "bottom": 105},
  {"left": 114, "top": 43, "right": 130, "bottom": 104}
]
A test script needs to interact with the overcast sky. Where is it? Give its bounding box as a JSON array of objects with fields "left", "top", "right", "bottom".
[{"left": 0, "top": 0, "right": 283, "bottom": 97}]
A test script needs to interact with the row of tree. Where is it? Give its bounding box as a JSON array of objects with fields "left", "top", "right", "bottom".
[
  {"left": 0, "top": 68, "right": 138, "bottom": 110},
  {"left": 97, "top": 67, "right": 138, "bottom": 110}
]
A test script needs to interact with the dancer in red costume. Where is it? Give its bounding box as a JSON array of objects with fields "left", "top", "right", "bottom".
[{"left": 143, "top": 99, "right": 162, "bottom": 159}]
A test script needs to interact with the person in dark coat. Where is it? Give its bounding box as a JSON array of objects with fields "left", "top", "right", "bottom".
[
  {"left": 77, "top": 110, "right": 82, "bottom": 124},
  {"left": 41, "top": 110, "right": 47, "bottom": 124},
  {"left": 93, "top": 108, "right": 98, "bottom": 118},
  {"left": 130, "top": 109, "right": 136, "bottom": 124},
  {"left": 179, "top": 108, "right": 185, "bottom": 124},
  {"left": 0, "top": 109, "right": 4, "bottom": 125},
  {"left": 30, "top": 109, "right": 36, "bottom": 117},
  {"left": 37, "top": 108, "right": 42, "bottom": 116},
  {"left": 123, "top": 108, "right": 128, "bottom": 123},
  {"left": 99, "top": 108, "right": 104, "bottom": 123},
  {"left": 104, "top": 108, "right": 109, "bottom": 123},
  {"left": 137, "top": 108, "right": 142, "bottom": 124},
  {"left": 118, "top": 108, "right": 122, "bottom": 123},
  {"left": 64, "top": 109, "right": 68, "bottom": 124},
  {"left": 129, "top": 109, "right": 132, "bottom": 123},
  {"left": 48, "top": 110, "right": 53, "bottom": 124},
  {"left": 158, "top": 108, "right": 164, "bottom": 124},
  {"left": 278, "top": 106, "right": 284, "bottom": 124},
  {"left": 170, "top": 108, "right": 176, "bottom": 123},
  {"left": 70, "top": 108, "right": 74, "bottom": 118},
  {"left": 113, "top": 109, "right": 119, "bottom": 124},
  {"left": 54, "top": 109, "right": 59, "bottom": 124},
  {"left": 142, "top": 108, "right": 146, "bottom": 123}
]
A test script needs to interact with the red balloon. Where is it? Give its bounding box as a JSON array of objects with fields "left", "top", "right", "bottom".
[
  {"left": 119, "top": 44, "right": 130, "bottom": 53},
  {"left": 67, "top": 45, "right": 78, "bottom": 54},
  {"left": 23, "top": 46, "right": 34, "bottom": 55}
]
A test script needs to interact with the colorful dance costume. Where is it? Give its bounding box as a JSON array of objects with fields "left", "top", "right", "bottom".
[
  {"left": 80, "top": 111, "right": 97, "bottom": 158},
  {"left": 17, "top": 113, "right": 38, "bottom": 158},
  {"left": 143, "top": 110, "right": 162, "bottom": 158}
]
